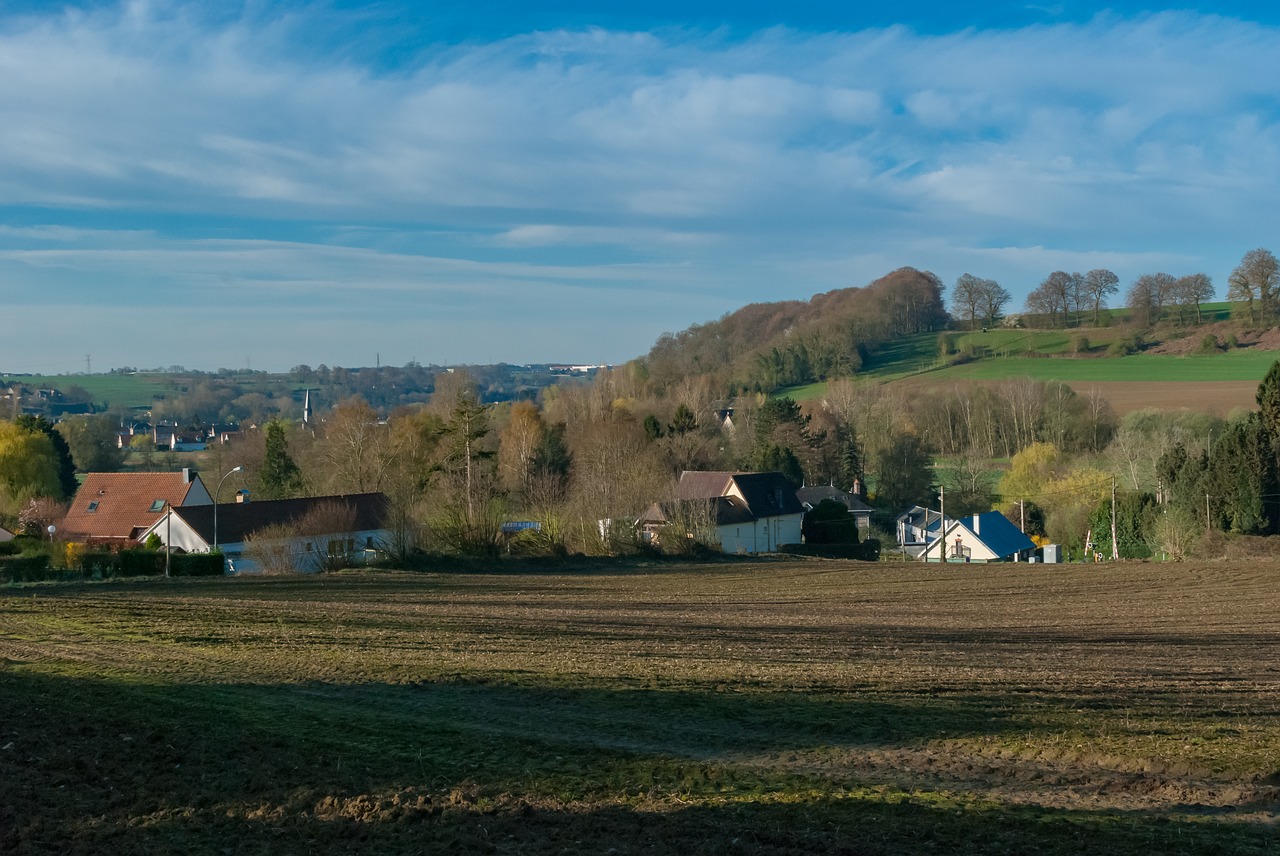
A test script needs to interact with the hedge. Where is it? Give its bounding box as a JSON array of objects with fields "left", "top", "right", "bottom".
[
  {"left": 780, "top": 539, "right": 881, "bottom": 561},
  {"left": 0, "top": 548, "right": 227, "bottom": 583},
  {"left": 0, "top": 554, "right": 54, "bottom": 583}
]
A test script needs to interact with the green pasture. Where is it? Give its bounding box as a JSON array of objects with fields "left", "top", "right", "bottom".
[
  {"left": 0, "top": 373, "right": 177, "bottom": 409},
  {"left": 932, "top": 349, "right": 1280, "bottom": 382}
]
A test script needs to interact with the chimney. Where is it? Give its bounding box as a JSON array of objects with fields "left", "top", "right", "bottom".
[
  {"left": 236, "top": 489, "right": 251, "bottom": 504},
  {"left": 182, "top": 467, "right": 192, "bottom": 484},
  {"left": 973, "top": 513, "right": 980, "bottom": 535}
]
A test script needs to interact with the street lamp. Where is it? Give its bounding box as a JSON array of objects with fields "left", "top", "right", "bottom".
[{"left": 213, "top": 465, "right": 243, "bottom": 556}]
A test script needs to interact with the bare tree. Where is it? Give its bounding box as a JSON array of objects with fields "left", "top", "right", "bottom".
[
  {"left": 497, "top": 400, "right": 544, "bottom": 497},
  {"left": 312, "top": 397, "right": 397, "bottom": 493},
  {"left": 243, "top": 523, "right": 302, "bottom": 575},
  {"left": 295, "top": 500, "right": 360, "bottom": 572},
  {"left": 1126, "top": 273, "right": 1176, "bottom": 326},
  {"left": 1082, "top": 269, "right": 1119, "bottom": 326},
  {"left": 951, "top": 273, "right": 986, "bottom": 329},
  {"left": 979, "top": 280, "right": 1012, "bottom": 327},
  {"left": 1227, "top": 248, "right": 1279, "bottom": 323},
  {"left": 1175, "top": 273, "right": 1215, "bottom": 324},
  {"left": 1042, "top": 271, "right": 1081, "bottom": 327}
]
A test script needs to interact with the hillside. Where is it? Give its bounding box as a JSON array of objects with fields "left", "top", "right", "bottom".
[{"left": 640, "top": 267, "right": 948, "bottom": 392}]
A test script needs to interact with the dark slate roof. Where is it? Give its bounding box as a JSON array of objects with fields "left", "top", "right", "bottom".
[
  {"left": 731, "top": 472, "right": 805, "bottom": 518},
  {"left": 173, "top": 493, "right": 390, "bottom": 545},
  {"left": 796, "top": 485, "right": 872, "bottom": 513},
  {"left": 640, "top": 496, "right": 757, "bottom": 527},
  {"left": 956, "top": 511, "right": 1035, "bottom": 558},
  {"left": 676, "top": 471, "right": 805, "bottom": 520}
]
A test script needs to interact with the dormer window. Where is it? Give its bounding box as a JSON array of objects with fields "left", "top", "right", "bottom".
[{"left": 149, "top": 499, "right": 166, "bottom": 512}]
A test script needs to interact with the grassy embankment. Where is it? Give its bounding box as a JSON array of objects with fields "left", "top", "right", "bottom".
[{"left": 3, "top": 561, "right": 1278, "bottom": 854}]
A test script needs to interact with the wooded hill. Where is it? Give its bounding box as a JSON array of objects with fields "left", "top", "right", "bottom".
[{"left": 640, "top": 267, "right": 948, "bottom": 393}]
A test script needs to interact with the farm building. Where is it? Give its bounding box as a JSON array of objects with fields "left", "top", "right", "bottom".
[
  {"left": 139, "top": 492, "right": 390, "bottom": 574},
  {"left": 919, "top": 511, "right": 1036, "bottom": 562},
  {"left": 639, "top": 471, "right": 805, "bottom": 554}
]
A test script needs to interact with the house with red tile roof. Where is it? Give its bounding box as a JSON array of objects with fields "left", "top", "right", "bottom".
[{"left": 60, "top": 469, "right": 213, "bottom": 546}]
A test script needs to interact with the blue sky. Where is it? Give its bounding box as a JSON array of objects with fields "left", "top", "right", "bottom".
[{"left": 1, "top": 1, "right": 1278, "bottom": 373}]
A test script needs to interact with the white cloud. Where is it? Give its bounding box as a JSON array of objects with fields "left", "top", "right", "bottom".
[{"left": 0, "top": 5, "right": 1278, "bottom": 368}]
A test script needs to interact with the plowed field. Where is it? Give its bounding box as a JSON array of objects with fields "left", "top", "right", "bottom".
[{"left": 2, "top": 560, "right": 1278, "bottom": 854}]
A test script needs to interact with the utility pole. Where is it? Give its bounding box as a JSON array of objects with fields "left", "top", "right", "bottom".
[
  {"left": 939, "top": 485, "right": 945, "bottom": 561},
  {"left": 164, "top": 502, "right": 171, "bottom": 578},
  {"left": 1020, "top": 498, "right": 1025, "bottom": 533},
  {"left": 1206, "top": 493, "right": 1211, "bottom": 532},
  {"left": 1110, "top": 476, "right": 1119, "bottom": 561}
]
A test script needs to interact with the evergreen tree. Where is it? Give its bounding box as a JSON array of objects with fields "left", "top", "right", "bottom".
[
  {"left": 802, "top": 499, "right": 859, "bottom": 545},
  {"left": 760, "top": 444, "right": 804, "bottom": 489},
  {"left": 1256, "top": 360, "right": 1280, "bottom": 438},
  {"left": 668, "top": 404, "right": 697, "bottom": 435},
  {"left": 257, "top": 420, "right": 303, "bottom": 499},
  {"left": 838, "top": 426, "right": 865, "bottom": 490}
]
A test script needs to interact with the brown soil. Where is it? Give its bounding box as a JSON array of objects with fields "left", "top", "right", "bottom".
[
  {"left": 3, "top": 562, "right": 1279, "bottom": 854},
  {"left": 1065, "top": 380, "right": 1259, "bottom": 415},
  {"left": 1145, "top": 323, "right": 1280, "bottom": 355}
]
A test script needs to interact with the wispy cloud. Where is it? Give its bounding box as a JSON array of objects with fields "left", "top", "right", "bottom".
[{"left": 0, "top": 4, "right": 1277, "bottom": 369}]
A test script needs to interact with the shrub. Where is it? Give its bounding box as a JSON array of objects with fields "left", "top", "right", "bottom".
[
  {"left": 117, "top": 550, "right": 163, "bottom": 577},
  {"left": 0, "top": 553, "right": 52, "bottom": 583},
  {"left": 937, "top": 333, "right": 956, "bottom": 358},
  {"left": 0, "top": 541, "right": 19, "bottom": 557},
  {"left": 1197, "top": 334, "right": 1220, "bottom": 354},
  {"left": 780, "top": 538, "right": 880, "bottom": 561},
  {"left": 1224, "top": 333, "right": 1239, "bottom": 350},
  {"left": 244, "top": 523, "right": 303, "bottom": 574},
  {"left": 802, "top": 500, "right": 859, "bottom": 545},
  {"left": 1072, "top": 335, "right": 1090, "bottom": 354},
  {"left": 1107, "top": 334, "right": 1143, "bottom": 356},
  {"left": 171, "top": 553, "right": 224, "bottom": 576}
]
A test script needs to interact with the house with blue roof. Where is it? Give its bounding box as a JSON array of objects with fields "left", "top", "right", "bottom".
[{"left": 921, "top": 511, "right": 1035, "bottom": 562}]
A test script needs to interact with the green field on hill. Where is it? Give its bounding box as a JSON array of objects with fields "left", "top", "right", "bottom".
[
  {"left": 778, "top": 306, "right": 1275, "bottom": 401},
  {"left": 0, "top": 373, "right": 177, "bottom": 409},
  {"left": 931, "top": 349, "right": 1280, "bottom": 382}
]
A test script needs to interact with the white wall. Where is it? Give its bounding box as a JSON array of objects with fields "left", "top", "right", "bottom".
[{"left": 715, "top": 514, "right": 803, "bottom": 554}]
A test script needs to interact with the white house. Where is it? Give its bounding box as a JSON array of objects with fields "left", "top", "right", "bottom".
[
  {"left": 919, "top": 511, "right": 1036, "bottom": 563},
  {"left": 139, "top": 492, "right": 391, "bottom": 574},
  {"left": 0, "top": 525, "right": 14, "bottom": 543},
  {"left": 896, "top": 505, "right": 951, "bottom": 555},
  {"left": 639, "top": 471, "right": 805, "bottom": 554}
]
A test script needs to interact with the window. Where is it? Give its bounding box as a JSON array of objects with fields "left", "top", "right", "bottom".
[
  {"left": 86, "top": 501, "right": 99, "bottom": 512},
  {"left": 149, "top": 499, "right": 166, "bottom": 512}
]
